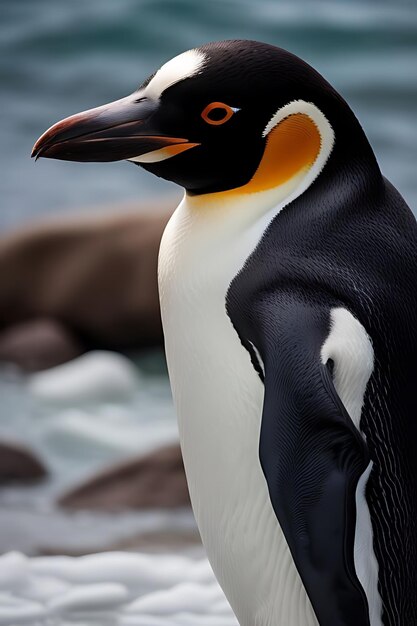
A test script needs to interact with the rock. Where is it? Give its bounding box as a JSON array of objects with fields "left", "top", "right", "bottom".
[
  {"left": 0, "top": 318, "right": 82, "bottom": 372},
  {"left": 59, "top": 444, "right": 190, "bottom": 511},
  {"left": 0, "top": 441, "right": 47, "bottom": 484},
  {"left": 27, "top": 350, "right": 139, "bottom": 404},
  {"left": 39, "top": 529, "right": 201, "bottom": 557},
  {"left": 0, "top": 201, "right": 175, "bottom": 350}
]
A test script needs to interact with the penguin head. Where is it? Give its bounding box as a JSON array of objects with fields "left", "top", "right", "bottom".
[{"left": 32, "top": 40, "right": 373, "bottom": 196}]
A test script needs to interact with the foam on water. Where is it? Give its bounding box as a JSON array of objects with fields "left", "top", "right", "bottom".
[
  {"left": 0, "top": 551, "right": 238, "bottom": 626},
  {"left": 28, "top": 352, "right": 140, "bottom": 405}
]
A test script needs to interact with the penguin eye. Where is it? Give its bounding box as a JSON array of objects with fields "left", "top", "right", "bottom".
[{"left": 201, "top": 102, "right": 237, "bottom": 126}]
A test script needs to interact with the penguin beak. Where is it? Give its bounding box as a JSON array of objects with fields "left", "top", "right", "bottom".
[{"left": 31, "top": 93, "right": 197, "bottom": 163}]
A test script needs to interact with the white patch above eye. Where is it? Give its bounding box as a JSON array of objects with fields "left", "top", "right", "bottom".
[{"left": 144, "top": 49, "right": 206, "bottom": 100}]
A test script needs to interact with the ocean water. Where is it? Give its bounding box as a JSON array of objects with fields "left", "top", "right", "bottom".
[
  {"left": 1, "top": 0, "right": 417, "bottom": 230},
  {"left": 0, "top": 351, "right": 184, "bottom": 556}
]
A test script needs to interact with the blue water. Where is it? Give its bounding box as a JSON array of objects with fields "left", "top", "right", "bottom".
[{"left": 1, "top": 0, "right": 417, "bottom": 230}]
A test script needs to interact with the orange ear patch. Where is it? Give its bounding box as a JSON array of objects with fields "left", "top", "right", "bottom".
[{"left": 245, "top": 113, "right": 321, "bottom": 193}]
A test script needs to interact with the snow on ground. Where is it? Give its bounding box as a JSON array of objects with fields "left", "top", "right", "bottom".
[{"left": 0, "top": 551, "right": 238, "bottom": 626}]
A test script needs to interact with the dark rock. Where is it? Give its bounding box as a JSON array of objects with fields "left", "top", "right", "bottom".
[
  {"left": 0, "top": 200, "right": 176, "bottom": 350},
  {"left": 39, "top": 530, "right": 202, "bottom": 557},
  {"left": 0, "top": 441, "right": 47, "bottom": 484},
  {"left": 0, "top": 318, "right": 82, "bottom": 372},
  {"left": 58, "top": 443, "right": 190, "bottom": 511}
]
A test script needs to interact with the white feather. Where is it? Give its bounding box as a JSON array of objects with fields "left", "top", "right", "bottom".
[
  {"left": 145, "top": 50, "right": 206, "bottom": 100},
  {"left": 321, "top": 307, "right": 382, "bottom": 625}
]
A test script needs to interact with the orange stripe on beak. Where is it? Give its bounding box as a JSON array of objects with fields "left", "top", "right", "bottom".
[{"left": 130, "top": 142, "right": 200, "bottom": 163}]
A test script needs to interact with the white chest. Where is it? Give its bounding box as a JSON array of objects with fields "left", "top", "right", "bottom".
[{"left": 158, "top": 196, "right": 318, "bottom": 626}]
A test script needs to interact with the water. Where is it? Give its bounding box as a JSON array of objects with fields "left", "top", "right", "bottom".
[
  {"left": 1, "top": 0, "right": 416, "bottom": 231},
  {"left": 0, "top": 351, "right": 188, "bottom": 556},
  {"left": 0, "top": 354, "right": 212, "bottom": 625}
]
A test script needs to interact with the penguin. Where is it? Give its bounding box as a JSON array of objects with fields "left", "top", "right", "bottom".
[{"left": 32, "top": 40, "right": 417, "bottom": 626}]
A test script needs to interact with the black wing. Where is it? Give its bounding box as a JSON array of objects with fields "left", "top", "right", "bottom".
[{"left": 254, "top": 292, "right": 371, "bottom": 626}]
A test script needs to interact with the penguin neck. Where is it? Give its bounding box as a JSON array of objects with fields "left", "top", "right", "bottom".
[
  {"left": 178, "top": 166, "right": 320, "bottom": 277},
  {"left": 183, "top": 170, "right": 307, "bottom": 239}
]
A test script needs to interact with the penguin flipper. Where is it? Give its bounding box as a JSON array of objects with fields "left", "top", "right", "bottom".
[{"left": 255, "top": 295, "right": 371, "bottom": 626}]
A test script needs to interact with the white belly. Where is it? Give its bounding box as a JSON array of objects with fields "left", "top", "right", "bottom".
[{"left": 158, "top": 195, "right": 318, "bottom": 626}]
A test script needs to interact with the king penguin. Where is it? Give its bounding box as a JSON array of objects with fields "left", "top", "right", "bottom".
[{"left": 32, "top": 40, "right": 417, "bottom": 626}]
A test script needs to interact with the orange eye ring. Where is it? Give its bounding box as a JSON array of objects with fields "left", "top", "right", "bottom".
[{"left": 201, "top": 102, "right": 235, "bottom": 125}]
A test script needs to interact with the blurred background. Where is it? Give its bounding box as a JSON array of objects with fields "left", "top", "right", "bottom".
[{"left": 0, "top": 0, "right": 416, "bottom": 624}]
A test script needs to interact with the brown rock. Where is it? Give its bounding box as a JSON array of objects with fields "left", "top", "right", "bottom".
[
  {"left": 0, "top": 440, "right": 47, "bottom": 484},
  {"left": 0, "top": 318, "right": 82, "bottom": 371},
  {"left": 0, "top": 199, "right": 176, "bottom": 350},
  {"left": 40, "top": 529, "right": 202, "bottom": 557},
  {"left": 58, "top": 443, "right": 190, "bottom": 511}
]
